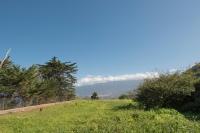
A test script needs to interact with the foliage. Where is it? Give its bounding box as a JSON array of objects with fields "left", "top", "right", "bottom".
[
  {"left": 136, "top": 72, "right": 196, "bottom": 109},
  {"left": 119, "top": 94, "right": 129, "bottom": 99},
  {"left": 185, "top": 63, "right": 200, "bottom": 78},
  {"left": 119, "top": 91, "right": 136, "bottom": 99},
  {"left": 91, "top": 92, "right": 99, "bottom": 100},
  {"left": 181, "top": 80, "right": 200, "bottom": 112},
  {"left": 1, "top": 100, "right": 200, "bottom": 133},
  {"left": 136, "top": 63, "right": 200, "bottom": 112},
  {"left": 0, "top": 56, "right": 77, "bottom": 109},
  {"left": 38, "top": 57, "right": 77, "bottom": 101}
]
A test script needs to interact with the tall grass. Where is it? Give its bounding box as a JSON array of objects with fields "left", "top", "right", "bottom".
[{"left": 0, "top": 100, "right": 200, "bottom": 133}]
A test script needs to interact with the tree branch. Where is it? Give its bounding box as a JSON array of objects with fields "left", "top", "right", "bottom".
[{"left": 0, "top": 48, "right": 11, "bottom": 68}]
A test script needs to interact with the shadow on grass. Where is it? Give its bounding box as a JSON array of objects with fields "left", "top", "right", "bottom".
[
  {"left": 112, "top": 103, "right": 143, "bottom": 111},
  {"left": 182, "top": 112, "right": 200, "bottom": 121},
  {"left": 112, "top": 103, "right": 200, "bottom": 122}
]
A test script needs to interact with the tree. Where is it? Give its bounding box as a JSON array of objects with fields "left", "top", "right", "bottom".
[
  {"left": 91, "top": 92, "right": 99, "bottom": 100},
  {"left": 0, "top": 55, "right": 78, "bottom": 109},
  {"left": 0, "top": 64, "right": 39, "bottom": 103},
  {"left": 38, "top": 57, "right": 77, "bottom": 101}
]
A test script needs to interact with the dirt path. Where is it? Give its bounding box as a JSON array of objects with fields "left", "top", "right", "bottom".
[{"left": 0, "top": 101, "right": 70, "bottom": 115}]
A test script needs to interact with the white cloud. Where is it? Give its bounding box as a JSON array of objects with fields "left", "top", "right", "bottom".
[{"left": 76, "top": 72, "right": 159, "bottom": 87}]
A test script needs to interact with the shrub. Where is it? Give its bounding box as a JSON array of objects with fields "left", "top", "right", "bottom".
[
  {"left": 91, "top": 92, "right": 99, "bottom": 100},
  {"left": 119, "top": 94, "right": 129, "bottom": 99},
  {"left": 119, "top": 91, "right": 136, "bottom": 100},
  {"left": 181, "top": 80, "right": 200, "bottom": 112},
  {"left": 136, "top": 73, "right": 195, "bottom": 109}
]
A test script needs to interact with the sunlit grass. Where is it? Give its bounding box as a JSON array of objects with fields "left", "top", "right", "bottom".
[{"left": 0, "top": 100, "right": 200, "bottom": 133}]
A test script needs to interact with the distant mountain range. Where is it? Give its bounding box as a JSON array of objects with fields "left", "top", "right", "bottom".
[{"left": 76, "top": 79, "right": 143, "bottom": 98}]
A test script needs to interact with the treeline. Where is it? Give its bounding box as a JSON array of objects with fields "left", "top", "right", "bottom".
[
  {"left": 0, "top": 57, "right": 77, "bottom": 109},
  {"left": 136, "top": 64, "right": 200, "bottom": 112}
]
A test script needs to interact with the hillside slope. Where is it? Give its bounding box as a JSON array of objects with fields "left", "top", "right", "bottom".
[{"left": 0, "top": 100, "right": 200, "bottom": 133}]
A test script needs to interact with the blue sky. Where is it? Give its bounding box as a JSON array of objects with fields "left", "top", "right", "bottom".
[{"left": 0, "top": 0, "right": 200, "bottom": 79}]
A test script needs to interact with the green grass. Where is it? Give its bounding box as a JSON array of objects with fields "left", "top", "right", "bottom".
[{"left": 0, "top": 100, "right": 200, "bottom": 133}]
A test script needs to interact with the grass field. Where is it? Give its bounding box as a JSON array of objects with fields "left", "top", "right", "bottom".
[{"left": 0, "top": 100, "right": 200, "bottom": 133}]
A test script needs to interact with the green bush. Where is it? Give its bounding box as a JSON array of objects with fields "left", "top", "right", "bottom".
[
  {"left": 119, "top": 91, "right": 136, "bottom": 100},
  {"left": 181, "top": 80, "right": 200, "bottom": 112},
  {"left": 91, "top": 92, "right": 99, "bottom": 100},
  {"left": 119, "top": 94, "right": 129, "bottom": 99},
  {"left": 136, "top": 73, "right": 195, "bottom": 110}
]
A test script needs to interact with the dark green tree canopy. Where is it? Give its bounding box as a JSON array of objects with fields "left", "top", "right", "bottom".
[
  {"left": 91, "top": 92, "right": 99, "bottom": 100},
  {"left": 38, "top": 57, "right": 77, "bottom": 101},
  {"left": 0, "top": 56, "right": 78, "bottom": 109},
  {"left": 39, "top": 57, "right": 77, "bottom": 80}
]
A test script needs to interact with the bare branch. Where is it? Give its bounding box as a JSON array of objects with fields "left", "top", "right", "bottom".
[{"left": 0, "top": 48, "right": 11, "bottom": 68}]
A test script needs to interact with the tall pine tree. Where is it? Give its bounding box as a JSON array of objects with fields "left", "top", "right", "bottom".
[{"left": 39, "top": 57, "right": 77, "bottom": 101}]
